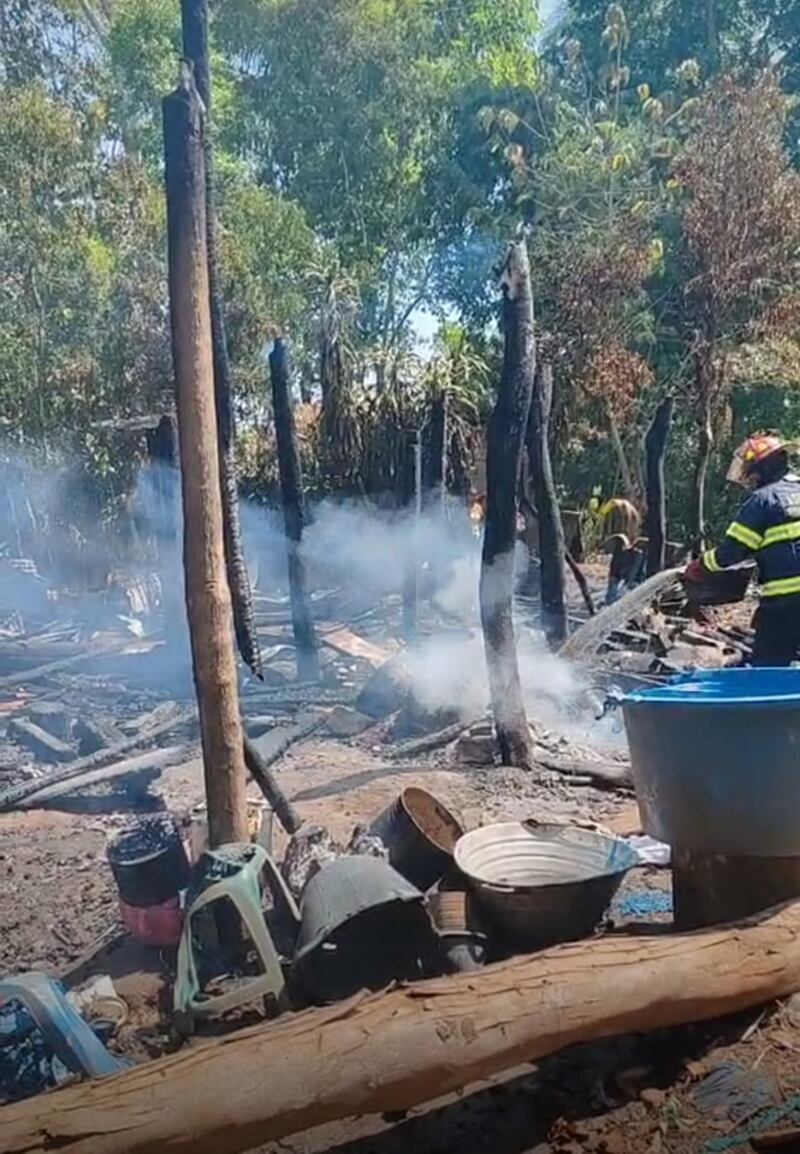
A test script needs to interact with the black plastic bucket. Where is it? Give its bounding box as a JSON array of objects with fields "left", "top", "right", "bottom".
[
  {"left": 368, "top": 787, "right": 464, "bottom": 891},
  {"left": 107, "top": 815, "right": 190, "bottom": 908}
]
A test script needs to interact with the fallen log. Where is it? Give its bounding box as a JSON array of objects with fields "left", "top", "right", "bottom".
[
  {"left": 242, "top": 709, "right": 324, "bottom": 835},
  {"left": 5, "top": 901, "right": 800, "bottom": 1154},
  {"left": 7, "top": 717, "right": 75, "bottom": 763},
  {"left": 535, "top": 752, "right": 633, "bottom": 791},
  {"left": 0, "top": 707, "right": 196, "bottom": 811},
  {"left": 387, "top": 719, "right": 472, "bottom": 760},
  {"left": 18, "top": 746, "right": 187, "bottom": 808},
  {"left": 0, "top": 644, "right": 124, "bottom": 691},
  {"left": 559, "top": 568, "right": 681, "bottom": 663}
]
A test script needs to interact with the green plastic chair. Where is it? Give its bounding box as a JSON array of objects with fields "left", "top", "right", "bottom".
[{"left": 173, "top": 842, "right": 299, "bottom": 1034}]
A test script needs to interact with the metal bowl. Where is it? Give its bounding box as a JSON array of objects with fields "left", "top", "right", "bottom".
[{"left": 454, "top": 821, "right": 638, "bottom": 952}]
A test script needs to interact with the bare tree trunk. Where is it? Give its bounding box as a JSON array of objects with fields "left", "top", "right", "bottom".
[
  {"left": 181, "top": 0, "right": 262, "bottom": 680},
  {"left": 527, "top": 362, "right": 567, "bottom": 647},
  {"left": 606, "top": 405, "right": 638, "bottom": 503},
  {"left": 480, "top": 243, "right": 535, "bottom": 770},
  {"left": 423, "top": 390, "right": 448, "bottom": 510},
  {"left": 693, "top": 354, "right": 714, "bottom": 550},
  {"left": 401, "top": 431, "right": 421, "bottom": 637},
  {"left": 269, "top": 339, "right": 319, "bottom": 681},
  {"left": 644, "top": 397, "right": 673, "bottom": 576},
  {"left": 163, "top": 67, "right": 247, "bottom": 847}
]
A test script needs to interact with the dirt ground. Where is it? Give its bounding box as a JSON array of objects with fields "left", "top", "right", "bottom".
[{"left": 4, "top": 719, "right": 800, "bottom": 1154}]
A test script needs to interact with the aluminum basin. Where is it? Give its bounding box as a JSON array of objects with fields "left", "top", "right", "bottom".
[{"left": 454, "top": 821, "right": 636, "bottom": 951}]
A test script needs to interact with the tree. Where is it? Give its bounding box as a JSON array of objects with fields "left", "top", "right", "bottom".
[
  {"left": 672, "top": 73, "right": 800, "bottom": 541},
  {"left": 0, "top": 83, "right": 170, "bottom": 460},
  {"left": 216, "top": 0, "right": 539, "bottom": 351},
  {"left": 480, "top": 242, "right": 535, "bottom": 771}
]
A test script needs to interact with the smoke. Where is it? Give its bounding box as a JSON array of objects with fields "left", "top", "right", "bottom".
[
  {"left": 404, "top": 627, "right": 587, "bottom": 727},
  {"left": 298, "top": 498, "right": 477, "bottom": 608},
  {"left": 0, "top": 451, "right": 590, "bottom": 740}
]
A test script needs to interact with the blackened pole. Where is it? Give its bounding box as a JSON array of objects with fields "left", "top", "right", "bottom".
[
  {"left": 527, "top": 361, "right": 568, "bottom": 646},
  {"left": 163, "top": 65, "right": 248, "bottom": 846},
  {"left": 181, "top": 0, "right": 263, "bottom": 679},
  {"left": 644, "top": 396, "right": 673, "bottom": 576},
  {"left": 479, "top": 242, "right": 535, "bottom": 770},
  {"left": 269, "top": 339, "right": 320, "bottom": 681}
]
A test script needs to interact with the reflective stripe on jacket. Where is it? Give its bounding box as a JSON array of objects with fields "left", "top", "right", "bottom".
[{"left": 702, "top": 475, "right": 800, "bottom": 598}]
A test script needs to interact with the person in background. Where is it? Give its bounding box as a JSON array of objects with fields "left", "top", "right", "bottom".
[
  {"left": 600, "top": 497, "right": 644, "bottom": 605},
  {"left": 684, "top": 432, "right": 800, "bottom": 666}
]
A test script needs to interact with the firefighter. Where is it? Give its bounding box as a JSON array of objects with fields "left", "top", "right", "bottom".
[{"left": 684, "top": 433, "right": 800, "bottom": 666}]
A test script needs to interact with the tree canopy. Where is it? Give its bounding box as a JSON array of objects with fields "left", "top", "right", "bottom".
[{"left": 2, "top": 0, "right": 800, "bottom": 540}]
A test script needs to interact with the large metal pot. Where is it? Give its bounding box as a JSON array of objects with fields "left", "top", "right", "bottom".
[{"left": 454, "top": 821, "right": 637, "bottom": 952}]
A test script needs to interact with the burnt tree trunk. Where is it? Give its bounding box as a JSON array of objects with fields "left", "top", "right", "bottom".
[
  {"left": 269, "top": 339, "right": 320, "bottom": 681},
  {"left": 527, "top": 361, "right": 568, "bottom": 647},
  {"left": 400, "top": 430, "right": 421, "bottom": 637},
  {"left": 480, "top": 242, "right": 535, "bottom": 770},
  {"left": 423, "top": 390, "right": 448, "bottom": 509},
  {"left": 692, "top": 351, "right": 714, "bottom": 551},
  {"left": 607, "top": 405, "right": 638, "bottom": 504},
  {"left": 644, "top": 396, "right": 673, "bottom": 576},
  {"left": 163, "top": 67, "right": 247, "bottom": 847},
  {"left": 181, "top": 0, "right": 262, "bottom": 679}
]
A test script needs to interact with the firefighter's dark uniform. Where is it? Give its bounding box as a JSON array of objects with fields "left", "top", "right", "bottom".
[{"left": 703, "top": 474, "right": 800, "bottom": 665}]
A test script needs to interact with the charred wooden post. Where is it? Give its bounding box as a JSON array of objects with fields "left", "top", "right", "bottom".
[
  {"left": 400, "top": 430, "right": 420, "bottom": 638},
  {"left": 566, "top": 550, "right": 596, "bottom": 617},
  {"left": 269, "top": 338, "right": 320, "bottom": 682},
  {"left": 142, "top": 415, "right": 183, "bottom": 638},
  {"left": 423, "top": 389, "right": 448, "bottom": 510},
  {"left": 480, "top": 242, "right": 535, "bottom": 770},
  {"left": 527, "top": 361, "right": 568, "bottom": 647},
  {"left": 181, "top": 0, "right": 262, "bottom": 679},
  {"left": 163, "top": 65, "right": 248, "bottom": 846},
  {"left": 644, "top": 396, "right": 673, "bottom": 576}
]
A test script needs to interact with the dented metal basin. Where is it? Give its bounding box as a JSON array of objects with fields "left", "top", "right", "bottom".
[{"left": 454, "top": 821, "right": 637, "bottom": 951}]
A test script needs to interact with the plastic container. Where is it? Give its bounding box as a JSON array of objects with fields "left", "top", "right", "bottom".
[
  {"left": 107, "top": 815, "right": 190, "bottom": 908},
  {"left": 623, "top": 668, "right": 800, "bottom": 855},
  {"left": 367, "top": 787, "right": 463, "bottom": 891}
]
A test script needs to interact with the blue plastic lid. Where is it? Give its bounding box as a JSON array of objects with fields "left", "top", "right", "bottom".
[{"left": 624, "top": 667, "right": 800, "bottom": 707}]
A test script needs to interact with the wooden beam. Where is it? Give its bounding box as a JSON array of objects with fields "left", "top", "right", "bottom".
[
  {"left": 6, "top": 901, "right": 800, "bottom": 1154},
  {"left": 163, "top": 66, "right": 248, "bottom": 847},
  {"left": 181, "top": 0, "right": 262, "bottom": 680}
]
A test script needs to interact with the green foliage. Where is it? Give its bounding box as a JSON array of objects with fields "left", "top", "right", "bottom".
[
  {"left": 0, "top": 83, "right": 170, "bottom": 464},
  {"left": 3, "top": 0, "right": 800, "bottom": 555}
]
